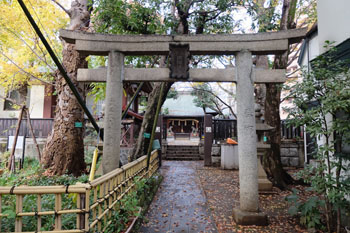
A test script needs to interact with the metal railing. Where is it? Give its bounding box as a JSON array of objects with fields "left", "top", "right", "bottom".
[{"left": 0, "top": 150, "right": 159, "bottom": 232}]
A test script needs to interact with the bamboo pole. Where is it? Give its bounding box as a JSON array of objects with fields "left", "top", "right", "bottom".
[
  {"left": 55, "top": 194, "right": 62, "bottom": 230},
  {"left": 15, "top": 194, "right": 23, "bottom": 232},
  {"left": 89, "top": 148, "right": 99, "bottom": 181},
  {"left": 0, "top": 185, "right": 88, "bottom": 194},
  {"left": 25, "top": 108, "right": 42, "bottom": 161},
  {"left": 8, "top": 105, "right": 25, "bottom": 172},
  {"left": 0, "top": 195, "right": 2, "bottom": 231},
  {"left": 146, "top": 84, "right": 164, "bottom": 170},
  {"left": 37, "top": 195, "right": 42, "bottom": 231},
  {"left": 84, "top": 190, "right": 90, "bottom": 231}
]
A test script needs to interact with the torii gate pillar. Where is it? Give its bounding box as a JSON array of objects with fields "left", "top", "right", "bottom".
[
  {"left": 102, "top": 51, "right": 124, "bottom": 174},
  {"left": 232, "top": 51, "right": 267, "bottom": 225}
]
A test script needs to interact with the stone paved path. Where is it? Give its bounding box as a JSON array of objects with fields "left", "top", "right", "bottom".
[{"left": 139, "top": 161, "right": 217, "bottom": 233}]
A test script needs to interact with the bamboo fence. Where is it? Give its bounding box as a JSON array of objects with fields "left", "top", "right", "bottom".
[{"left": 0, "top": 150, "right": 159, "bottom": 232}]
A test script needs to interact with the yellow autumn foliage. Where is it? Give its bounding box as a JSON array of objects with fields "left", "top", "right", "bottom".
[{"left": 0, "top": 0, "right": 69, "bottom": 91}]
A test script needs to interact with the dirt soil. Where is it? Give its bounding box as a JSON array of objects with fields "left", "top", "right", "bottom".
[{"left": 196, "top": 164, "right": 310, "bottom": 233}]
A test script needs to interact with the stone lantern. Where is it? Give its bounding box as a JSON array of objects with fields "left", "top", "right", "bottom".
[{"left": 255, "top": 104, "right": 273, "bottom": 191}]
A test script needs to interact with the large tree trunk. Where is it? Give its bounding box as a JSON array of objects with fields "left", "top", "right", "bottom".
[
  {"left": 130, "top": 82, "right": 172, "bottom": 159},
  {"left": 130, "top": 0, "right": 193, "bottom": 160},
  {"left": 42, "top": 0, "right": 90, "bottom": 176},
  {"left": 262, "top": 0, "right": 297, "bottom": 189}
]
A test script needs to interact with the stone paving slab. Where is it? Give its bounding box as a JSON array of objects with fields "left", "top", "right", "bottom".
[{"left": 139, "top": 161, "right": 217, "bottom": 233}]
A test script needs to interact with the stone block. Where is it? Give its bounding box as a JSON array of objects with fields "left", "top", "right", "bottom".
[
  {"left": 258, "top": 179, "right": 273, "bottom": 191},
  {"left": 199, "top": 143, "right": 204, "bottom": 155},
  {"left": 281, "top": 157, "right": 289, "bottom": 166},
  {"left": 280, "top": 148, "right": 289, "bottom": 156},
  {"left": 212, "top": 155, "right": 220, "bottom": 164},
  {"left": 120, "top": 148, "right": 132, "bottom": 165},
  {"left": 289, "top": 157, "right": 299, "bottom": 167},
  {"left": 232, "top": 208, "right": 268, "bottom": 226},
  {"left": 211, "top": 145, "right": 221, "bottom": 156},
  {"left": 289, "top": 148, "right": 298, "bottom": 157}
]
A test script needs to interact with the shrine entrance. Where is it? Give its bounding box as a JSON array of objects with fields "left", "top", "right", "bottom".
[{"left": 60, "top": 28, "right": 306, "bottom": 225}]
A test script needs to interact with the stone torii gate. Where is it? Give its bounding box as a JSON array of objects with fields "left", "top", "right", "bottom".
[{"left": 60, "top": 28, "right": 306, "bottom": 225}]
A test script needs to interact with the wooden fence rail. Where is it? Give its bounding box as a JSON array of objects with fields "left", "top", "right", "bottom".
[
  {"left": 0, "top": 118, "right": 54, "bottom": 138},
  {"left": 212, "top": 119, "right": 304, "bottom": 141},
  {"left": 0, "top": 150, "right": 159, "bottom": 232}
]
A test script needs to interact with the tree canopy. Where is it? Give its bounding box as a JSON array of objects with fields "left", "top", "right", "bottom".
[{"left": 0, "top": 0, "right": 68, "bottom": 93}]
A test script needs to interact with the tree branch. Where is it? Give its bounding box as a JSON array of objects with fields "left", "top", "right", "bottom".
[
  {"left": 51, "top": 0, "right": 70, "bottom": 16},
  {"left": 192, "top": 86, "right": 237, "bottom": 118},
  {"left": 0, "top": 51, "right": 53, "bottom": 85},
  {"left": 0, "top": 27, "right": 56, "bottom": 72}
]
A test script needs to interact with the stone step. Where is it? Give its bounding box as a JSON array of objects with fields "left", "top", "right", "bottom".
[
  {"left": 166, "top": 147, "right": 199, "bottom": 152},
  {"left": 167, "top": 145, "right": 199, "bottom": 149},
  {"left": 166, "top": 150, "right": 199, "bottom": 154},
  {"left": 165, "top": 157, "right": 202, "bottom": 161},
  {"left": 166, "top": 153, "right": 201, "bottom": 157}
]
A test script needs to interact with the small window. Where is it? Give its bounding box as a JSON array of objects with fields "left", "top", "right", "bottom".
[{"left": 4, "top": 86, "right": 27, "bottom": 111}]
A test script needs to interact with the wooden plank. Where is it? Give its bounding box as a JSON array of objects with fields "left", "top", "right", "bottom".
[{"left": 78, "top": 68, "right": 286, "bottom": 83}]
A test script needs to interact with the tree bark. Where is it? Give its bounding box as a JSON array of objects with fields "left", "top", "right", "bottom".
[
  {"left": 262, "top": 0, "right": 297, "bottom": 189},
  {"left": 130, "top": 0, "right": 193, "bottom": 160},
  {"left": 130, "top": 82, "right": 172, "bottom": 159},
  {"left": 42, "top": 0, "right": 90, "bottom": 176}
]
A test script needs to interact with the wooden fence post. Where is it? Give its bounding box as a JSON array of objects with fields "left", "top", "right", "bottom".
[
  {"left": 79, "top": 193, "right": 86, "bottom": 230},
  {"left": 25, "top": 108, "right": 42, "bottom": 161},
  {"left": 8, "top": 105, "right": 25, "bottom": 172},
  {"left": 204, "top": 114, "right": 213, "bottom": 166}
]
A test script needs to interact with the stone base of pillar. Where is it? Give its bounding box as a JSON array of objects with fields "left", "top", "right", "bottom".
[
  {"left": 257, "top": 146, "right": 273, "bottom": 191},
  {"left": 232, "top": 208, "right": 268, "bottom": 226},
  {"left": 258, "top": 178, "right": 273, "bottom": 191}
]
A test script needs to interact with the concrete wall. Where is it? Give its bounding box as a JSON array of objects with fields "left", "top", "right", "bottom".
[
  {"left": 0, "top": 137, "right": 46, "bottom": 159},
  {"left": 317, "top": 0, "right": 350, "bottom": 52},
  {"left": 28, "top": 85, "right": 45, "bottom": 118}
]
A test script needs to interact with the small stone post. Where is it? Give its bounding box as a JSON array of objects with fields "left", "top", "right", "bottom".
[
  {"left": 102, "top": 51, "right": 124, "bottom": 174},
  {"left": 204, "top": 114, "right": 213, "bottom": 166},
  {"left": 232, "top": 51, "right": 267, "bottom": 225}
]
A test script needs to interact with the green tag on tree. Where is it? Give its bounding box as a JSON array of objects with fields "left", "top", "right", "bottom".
[
  {"left": 143, "top": 133, "right": 151, "bottom": 138},
  {"left": 75, "top": 122, "right": 83, "bottom": 128}
]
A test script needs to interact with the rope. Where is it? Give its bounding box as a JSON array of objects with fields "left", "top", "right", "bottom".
[
  {"left": 10, "top": 185, "right": 15, "bottom": 195},
  {"left": 65, "top": 184, "right": 70, "bottom": 193}
]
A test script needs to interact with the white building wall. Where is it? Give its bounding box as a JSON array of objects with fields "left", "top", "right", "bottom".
[
  {"left": 317, "top": 0, "right": 350, "bottom": 53},
  {"left": 28, "top": 85, "right": 45, "bottom": 118}
]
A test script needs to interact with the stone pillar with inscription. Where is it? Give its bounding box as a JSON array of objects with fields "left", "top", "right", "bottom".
[
  {"left": 102, "top": 51, "right": 124, "bottom": 174},
  {"left": 232, "top": 51, "right": 267, "bottom": 226}
]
